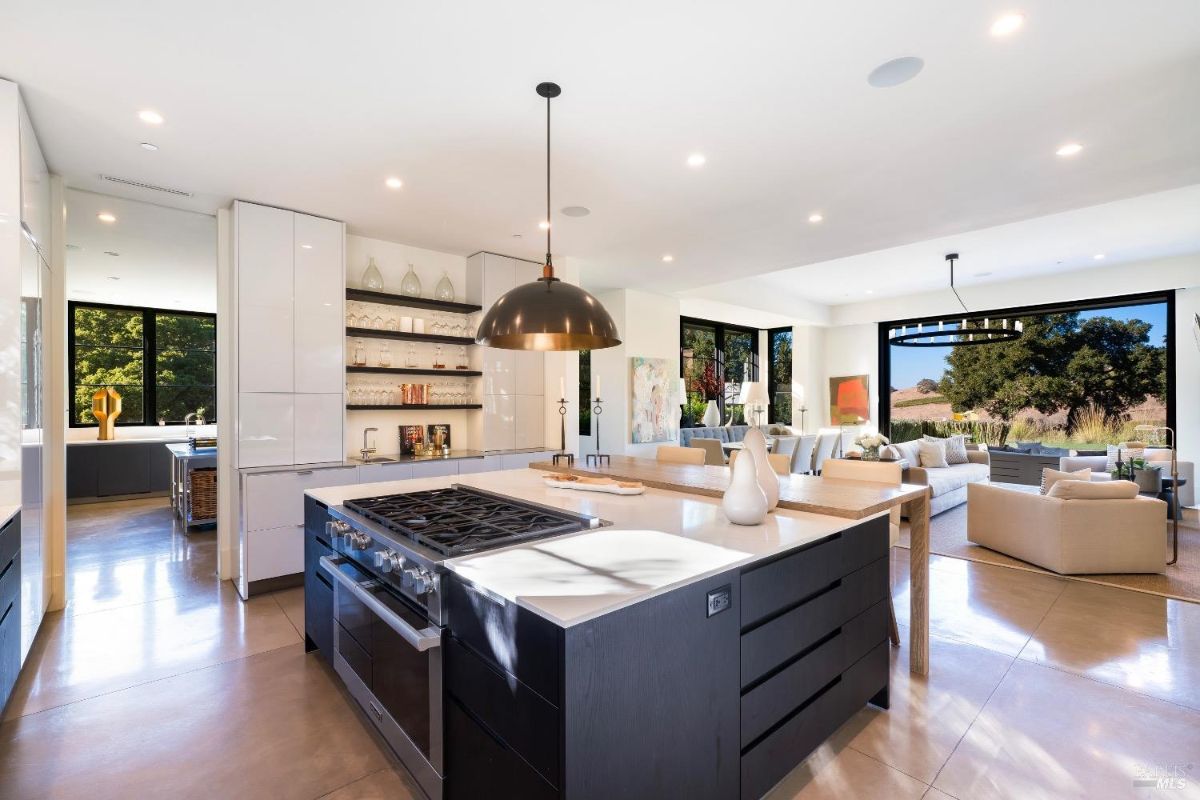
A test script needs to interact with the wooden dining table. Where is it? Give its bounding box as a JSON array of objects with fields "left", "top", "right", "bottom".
[{"left": 530, "top": 454, "right": 933, "bottom": 675}]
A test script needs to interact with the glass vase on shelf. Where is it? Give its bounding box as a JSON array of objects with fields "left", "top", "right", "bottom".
[
  {"left": 433, "top": 344, "right": 445, "bottom": 369},
  {"left": 352, "top": 339, "right": 367, "bottom": 367},
  {"left": 455, "top": 346, "right": 468, "bottom": 370},
  {"left": 361, "top": 257, "right": 385, "bottom": 291},
  {"left": 400, "top": 263, "right": 422, "bottom": 297},
  {"left": 405, "top": 342, "right": 418, "bottom": 368},
  {"left": 434, "top": 270, "right": 455, "bottom": 302},
  {"left": 378, "top": 343, "right": 392, "bottom": 368}
]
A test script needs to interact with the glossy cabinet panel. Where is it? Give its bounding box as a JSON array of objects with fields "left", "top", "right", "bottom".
[
  {"left": 514, "top": 396, "right": 545, "bottom": 451},
  {"left": 246, "top": 524, "right": 305, "bottom": 582},
  {"left": 482, "top": 349, "right": 515, "bottom": 396},
  {"left": 236, "top": 202, "right": 294, "bottom": 393},
  {"left": 483, "top": 394, "right": 516, "bottom": 452},
  {"left": 294, "top": 393, "right": 343, "bottom": 465},
  {"left": 514, "top": 350, "right": 543, "bottom": 396},
  {"left": 356, "top": 462, "right": 415, "bottom": 483},
  {"left": 294, "top": 214, "right": 344, "bottom": 394},
  {"left": 410, "top": 459, "right": 460, "bottom": 479},
  {"left": 244, "top": 465, "right": 357, "bottom": 531},
  {"left": 238, "top": 393, "right": 295, "bottom": 467}
]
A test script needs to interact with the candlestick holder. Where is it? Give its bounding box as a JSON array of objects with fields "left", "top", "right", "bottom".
[
  {"left": 586, "top": 396, "right": 610, "bottom": 466},
  {"left": 552, "top": 397, "right": 575, "bottom": 466}
]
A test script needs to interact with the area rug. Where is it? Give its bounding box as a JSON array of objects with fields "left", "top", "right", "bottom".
[{"left": 897, "top": 488, "right": 1200, "bottom": 604}]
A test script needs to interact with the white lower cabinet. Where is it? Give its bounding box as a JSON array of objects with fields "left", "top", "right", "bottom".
[
  {"left": 294, "top": 393, "right": 343, "bottom": 464},
  {"left": 246, "top": 524, "right": 305, "bottom": 583},
  {"left": 500, "top": 450, "right": 550, "bottom": 470},
  {"left": 238, "top": 393, "right": 295, "bottom": 467},
  {"left": 411, "top": 459, "right": 460, "bottom": 479},
  {"left": 457, "top": 456, "right": 502, "bottom": 474},
  {"left": 356, "top": 462, "right": 415, "bottom": 483}
]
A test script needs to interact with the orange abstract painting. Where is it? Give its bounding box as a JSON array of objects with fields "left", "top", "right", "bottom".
[{"left": 829, "top": 375, "right": 869, "bottom": 425}]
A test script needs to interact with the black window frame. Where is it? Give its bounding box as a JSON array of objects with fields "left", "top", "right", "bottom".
[
  {"left": 68, "top": 300, "right": 217, "bottom": 428},
  {"left": 579, "top": 349, "right": 591, "bottom": 436},
  {"left": 877, "top": 289, "right": 1176, "bottom": 440},
  {"left": 679, "top": 316, "right": 759, "bottom": 426},
  {"left": 766, "top": 326, "right": 793, "bottom": 425}
]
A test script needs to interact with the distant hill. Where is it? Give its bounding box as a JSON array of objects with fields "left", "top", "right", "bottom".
[{"left": 889, "top": 385, "right": 1166, "bottom": 423}]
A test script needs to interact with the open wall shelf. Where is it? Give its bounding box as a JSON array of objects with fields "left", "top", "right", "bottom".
[
  {"left": 346, "top": 366, "right": 482, "bottom": 377},
  {"left": 346, "top": 404, "right": 483, "bottom": 411},
  {"left": 347, "top": 288, "right": 482, "bottom": 315},
  {"left": 346, "top": 327, "right": 476, "bottom": 346}
]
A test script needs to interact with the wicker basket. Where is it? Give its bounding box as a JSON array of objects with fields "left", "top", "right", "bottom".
[{"left": 189, "top": 467, "right": 218, "bottom": 522}]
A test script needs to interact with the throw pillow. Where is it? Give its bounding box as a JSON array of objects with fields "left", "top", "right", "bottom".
[
  {"left": 1105, "top": 442, "right": 1146, "bottom": 473},
  {"left": 1040, "top": 467, "right": 1091, "bottom": 495},
  {"left": 1048, "top": 479, "right": 1140, "bottom": 500},
  {"left": 917, "top": 438, "right": 949, "bottom": 468},
  {"left": 924, "top": 434, "right": 969, "bottom": 465}
]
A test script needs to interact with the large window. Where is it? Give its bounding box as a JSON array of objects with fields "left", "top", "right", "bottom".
[
  {"left": 680, "top": 317, "right": 758, "bottom": 427},
  {"left": 879, "top": 291, "right": 1174, "bottom": 448},
  {"left": 767, "top": 327, "right": 793, "bottom": 424},
  {"left": 70, "top": 301, "right": 216, "bottom": 427}
]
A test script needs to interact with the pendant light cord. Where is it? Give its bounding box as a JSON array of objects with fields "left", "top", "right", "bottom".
[
  {"left": 948, "top": 255, "right": 969, "bottom": 315},
  {"left": 544, "top": 92, "right": 554, "bottom": 276}
]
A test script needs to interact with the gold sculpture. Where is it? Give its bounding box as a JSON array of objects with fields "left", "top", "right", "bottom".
[{"left": 92, "top": 386, "right": 123, "bottom": 440}]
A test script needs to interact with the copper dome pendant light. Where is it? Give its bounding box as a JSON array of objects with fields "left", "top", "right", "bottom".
[{"left": 475, "top": 82, "right": 621, "bottom": 351}]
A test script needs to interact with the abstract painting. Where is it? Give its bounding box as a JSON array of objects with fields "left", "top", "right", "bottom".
[
  {"left": 630, "top": 356, "right": 673, "bottom": 443},
  {"left": 829, "top": 375, "right": 870, "bottom": 425}
]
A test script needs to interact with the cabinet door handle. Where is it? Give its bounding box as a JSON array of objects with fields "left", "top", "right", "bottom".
[{"left": 296, "top": 470, "right": 313, "bottom": 475}]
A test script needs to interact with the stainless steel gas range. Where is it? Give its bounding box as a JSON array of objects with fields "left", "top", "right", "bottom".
[{"left": 316, "top": 485, "right": 604, "bottom": 800}]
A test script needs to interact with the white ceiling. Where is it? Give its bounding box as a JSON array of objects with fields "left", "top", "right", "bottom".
[
  {"left": 4, "top": 0, "right": 1200, "bottom": 301},
  {"left": 65, "top": 189, "right": 216, "bottom": 312},
  {"left": 680, "top": 184, "right": 1200, "bottom": 310}
]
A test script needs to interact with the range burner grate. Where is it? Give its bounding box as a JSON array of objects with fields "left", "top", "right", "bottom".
[{"left": 344, "top": 486, "right": 594, "bottom": 557}]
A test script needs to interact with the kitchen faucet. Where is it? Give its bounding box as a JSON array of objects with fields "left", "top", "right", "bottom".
[
  {"left": 184, "top": 412, "right": 197, "bottom": 438},
  {"left": 361, "top": 427, "right": 378, "bottom": 462}
]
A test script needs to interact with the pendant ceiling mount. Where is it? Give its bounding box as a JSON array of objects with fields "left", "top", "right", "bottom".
[
  {"left": 475, "top": 82, "right": 621, "bottom": 351},
  {"left": 889, "top": 254, "right": 1024, "bottom": 347}
]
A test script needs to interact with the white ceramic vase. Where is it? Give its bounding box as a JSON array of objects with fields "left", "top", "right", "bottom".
[
  {"left": 742, "top": 427, "right": 780, "bottom": 511},
  {"left": 723, "top": 445, "right": 768, "bottom": 525},
  {"left": 701, "top": 399, "right": 721, "bottom": 427}
]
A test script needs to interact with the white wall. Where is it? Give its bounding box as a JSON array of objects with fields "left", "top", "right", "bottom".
[
  {"left": 346, "top": 234, "right": 466, "bottom": 300},
  {"left": 791, "top": 324, "right": 826, "bottom": 433},
  {"left": 1175, "top": 287, "right": 1200, "bottom": 465},
  {"left": 0, "top": 80, "right": 20, "bottom": 506}
]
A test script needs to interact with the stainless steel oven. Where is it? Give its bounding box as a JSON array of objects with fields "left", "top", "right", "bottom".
[{"left": 320, "top": 555, "right": 444, "bottom": 800}]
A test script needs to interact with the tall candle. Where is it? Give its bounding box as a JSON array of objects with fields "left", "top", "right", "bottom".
[
  {"left": 560, "top": 377, "right": 565, "bottom": 400},
  {"left": 595, "top": 375, "right": 601, "bottom": 398}
]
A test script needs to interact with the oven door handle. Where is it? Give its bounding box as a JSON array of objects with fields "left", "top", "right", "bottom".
[{"left": 320, "top": 556, "right": 442, "bottom": 652}]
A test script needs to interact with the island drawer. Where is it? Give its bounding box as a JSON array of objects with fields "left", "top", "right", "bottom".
[
  {"left": 0, "top": 515, "right": 18, "bottom": 576},
  {"left": 741, "top": 600, "right": 887, "bottom": 746},
  {"left": 0, "top": 551, "right": 19, "bottom": 634},
  {"left": 445, "top": 574, "right": 562, "bottom": 701},
  {"left": 740, "top": 641, "right": 889, "bottom": 800},
  {"left": 446, "top": 697, "right": 558, "bottom": 800},
  {"left": 741, "top": 557, "right": 888, "bottom": 684},
  {"left": 740, "top": 516, "right": 888, "bottom": 626},
  {"left": 446, "top": 635, "right": 560, "bottom": 788}
]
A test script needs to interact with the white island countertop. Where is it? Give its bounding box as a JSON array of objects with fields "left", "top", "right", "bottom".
[{"left": 307, "top": 468, "right": 879, "bottom": 628}]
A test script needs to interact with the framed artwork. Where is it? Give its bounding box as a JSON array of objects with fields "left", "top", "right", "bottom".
[
  {"left": 630, "top": 356, "right": 674, "bottom": 444},
  {"left": 399, "top": 425, "right": 426, "bottom": 456},
  {"left": 829, "top": 375, "right": 870, "bottom": 425},
  {"left": 426, "top": 424, "right": 451, "bottom": 451}
]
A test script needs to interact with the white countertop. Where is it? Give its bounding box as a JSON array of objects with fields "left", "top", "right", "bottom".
[
  {"left": 0, "top": 504, "right": 19, "bottom": 529},
  {"left": 307, "top": 468, "right": 869, "bottom": 628}
]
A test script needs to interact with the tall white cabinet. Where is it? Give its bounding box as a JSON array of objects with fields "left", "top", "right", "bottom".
[
  {"left": 467, "top": 253, "right": 545, "bottom": 452},
  {"left": 233, "top": 201, "right": 344, "bottom": 468}
]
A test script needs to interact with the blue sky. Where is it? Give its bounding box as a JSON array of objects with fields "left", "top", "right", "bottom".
[{"left": 889, "top": 302, "right": 1168, "bottom": 389}]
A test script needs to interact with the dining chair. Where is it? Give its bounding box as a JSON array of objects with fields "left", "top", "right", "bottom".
[
  {"left": 772, "top": 437, "right": 799, "bottom": 472},
  {"left": 820, "top": 459, "right": 903, "bottom": 647},
  {"left": 794, "top": 434, "right": 817, "bottom": 475},
  {"left": 656, "top": 445, "right": 706, "bottom": 466},
  {"left": 688, "top": 438, "right": 726, "bottom": 466},
  {"left": 729, "top": 450, "right": 791, "bottom": 476},
  {"left": 812, "top": 433, "right": 838, "bottom": 475}
]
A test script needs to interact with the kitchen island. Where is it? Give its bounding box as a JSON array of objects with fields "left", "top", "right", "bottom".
[{"left": 305, "top": 468, "right": 893, "bottom": 800}]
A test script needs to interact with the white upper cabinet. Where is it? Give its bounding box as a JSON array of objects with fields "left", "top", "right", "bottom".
[
  {"left": 238, "top": 393, "right": 295, "bottom": 467},
  {"left": 293, "top": 393, "right": 343, "bottom": 465},
  {"left": 293, "top": 213, "right": 345, "bottom": 394},
  {"left": 237, "top": 202, "right": 294, "bottom": 393}
]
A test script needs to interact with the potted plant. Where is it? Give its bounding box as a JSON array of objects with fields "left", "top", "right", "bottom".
[
  {"left": 854, "top": 432, "right": 890, "bottom": 461},
  {"left": 1112, "top": 456, "right": 1162, "bottom": 493},
  {"left": 696, "top": 363, "right": 723, "bottom": 427}
]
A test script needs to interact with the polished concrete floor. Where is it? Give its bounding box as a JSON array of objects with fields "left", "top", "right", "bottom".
[{"left": 1, "top": 499, "right": 1198, "bottom": 799}]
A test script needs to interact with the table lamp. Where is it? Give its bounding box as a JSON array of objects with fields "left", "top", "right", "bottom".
[{"left": 737, "top": 381, "right": 770, "bottom": 428}]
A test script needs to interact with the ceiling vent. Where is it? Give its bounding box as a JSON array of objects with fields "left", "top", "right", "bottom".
[{"left": 99, "top": 174, "right": 193, "bottom": 198}]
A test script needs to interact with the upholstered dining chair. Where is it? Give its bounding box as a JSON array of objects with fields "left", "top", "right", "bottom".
[
  {"left": 729, "top": 450, "right": 792, "bottom": 476},
  {"left": 688, "top": 438, "right": 726, "bottom": 466},
  {"left": 656, "top": 445, "right": 706, "bottom": 465},
  {"left": 793, "top": 434, "right": 817, "bottom": 475},
  {"left": 811, "top": 433, "right": 838, "bottom": 475},
  {"left": 819, "top": 458, "right": 903, "bottom": 647},
  {"left": 772, "top": 437, "right": 799, "bottom": 472}
]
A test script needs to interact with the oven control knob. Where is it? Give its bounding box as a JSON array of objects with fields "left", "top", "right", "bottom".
[
  {"left": 327, "top": 520, "right": 351, "bottom": 545},
  {"left": 349, "top": 531, "right": 372, "bottom": 551},
  {"left": 384, "top": 552, "right": 404, "bottom": 573},
  {"left": 373, "top": 551, "right": 386, "bottom": 569},
  {"left": 403, "top": 567, "right": 435, "bottom": 595}
]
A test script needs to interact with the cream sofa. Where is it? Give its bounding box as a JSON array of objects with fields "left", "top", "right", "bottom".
[
  {"left": 968, "top": 482, "right": 1166, "bottom": 574},
  {"left": 1059, "top": 449, "right": 1194, "bottom": 508},
  {"left": 883, "top": 439, "right": 990, "bottom": 516}
]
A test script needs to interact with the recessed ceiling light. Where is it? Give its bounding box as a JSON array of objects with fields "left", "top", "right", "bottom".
[
  {"left": 661, "top": 254, "right": 675, "bottom": 263},
  {"left": 140, "top": 142, "right": 158, "bottom": 151},
  {"left": 990, "top": 12, "right": 1025, "bottom": 37},
  {"left": 385, "top": 176, "right": 403, "bottom": 189},
  {"left": 975, "top": 271, "right": 993, "bottom": 277},
  {"left": 512, "top": 233, "right": 523, "bottom": 239},
  {"left": 300, "top": 244, "right": 313, "bottom": 249},
  {"left": 686, "top": 153, "right": 707, "bottom": 168},
  {"left": 538, "top": 220, "right": 551, "bottom": 230},
  {"left": 867, "top": 56, "right": 925, "bottom": 88},
  {"left": 865, "top": 289, "right": 874, "bottom": 295},
  {"left": 107, "top": 275, "right": 120, "bottom": 280},
  {"left": 808, "top": 213, "right": 824, "bottom": 223},
  {"left": 138, "top": 109, "right": 164, "bottom": 125},
  {"left": 104, "top": 251, "right": 120, "bottom": 257},
  {"left": 561, "top": 206, "right": 590, "bottom": 217},
  {"left": 66, "top": 243, "right": 82, "bottom": 251},
  {"left": 1093, "top": 253, "right": 1106, "bottom": 260},
  {"left": 1056, "top": 142, "right": 1083, "bottom": 157},
  {"left": 97, "top": 212, "right": 117, "bottom": 223}
]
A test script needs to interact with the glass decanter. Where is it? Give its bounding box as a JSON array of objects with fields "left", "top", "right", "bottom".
[
  {"left": 361, "top": 257, "right": 384, "bottom": 291},
  {"left": 433, "top": 344, "right": 445, "bottom": 369},
  {"left": 351, "top": 339, "right": 367, "bottom": 366},
  {"left": 405, "top": 342, "right": 418, "bottom": 367},
  {"left": 434, "top": 270, "right": 455, "bottom": 302},
  {"left": 455, "top": 346, "right": 469, "bottom": 370},
  {"left": 378, "top": 343, "right": 392, "bottom": 368},
  {"left": 400, "top": 263, "right": 422, "bottom": 297}
]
